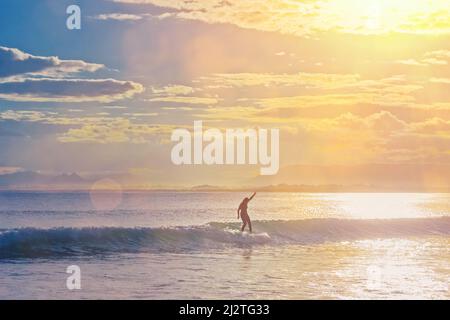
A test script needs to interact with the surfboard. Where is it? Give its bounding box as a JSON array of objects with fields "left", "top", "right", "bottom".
[{"left": 241, "top": 231, "right": 270, "bottom": 240}]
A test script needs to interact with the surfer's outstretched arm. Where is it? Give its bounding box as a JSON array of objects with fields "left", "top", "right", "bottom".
[{"left": 248, "top": 192, "right": 256, "bottom": 202}]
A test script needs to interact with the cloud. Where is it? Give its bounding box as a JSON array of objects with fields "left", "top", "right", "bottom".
[
  {"left": 0, "top": 110, "right": 48, "bottom": 122},
  {"left": 103, "top": 105, "right": 128, "bottom": 109},
  {"left": 396, "top": 59, "right": 429, "bottom": 67},
  {"left": 112, "top": 0, "right": 450, "bottom": 37},
  {"left": 314, "top": 111, "right": 407, "bottom": 133},
  {"left": 58, "top": 119, "right": 173, "bottom": 144},
  {"left": 190, "top": 73, "right": 421, "bottom": 109},
  {"left": 151, "top": 84, "right": 196, "bottom": 95},
  {"left": 396, "top": 50, "right": 450, "bottom": 67},
  {"left": 0, "top": 46, "right": 103, "bottom": 78},
  {"left": 93, "top": 13, "right": 144, "bottom": 21},
  {"left": 217, "top": 75, "right": 420, "bottom": 112},
  {"left": 0, "top": 109, "right": 172, "bottom": 144},
  {"left": 284, "top": 111, "right": 450, "bottom": 164},
  {"left": 0, "top": 46, "right": 145, "bottom": 102},
  {"left": 148, "top": 96, "right": 218, "bottom": 105},
  {"left": 252, "top": 91, "right": 415, "bottom": 111},
  {"left": 410, "top": 117, "right": 450, "bottom": 135},
  {"left": 148, "top": 84, "right": 217, "bottom": 105},
  {"left": 430, "top": 78, "right": 450, "bottom": 84},
  {"left": 193, "top": 99, "right": 450, "bottom": 163},
  {"left": 0, "top": 78, "right": 144, "bottom": 102},
  {"left": 123, "top": 112, "right": 158, "bottom": 117},
  {"left": 92, "top": 12, "right": 171, "bottom": 22},
  {"left": 425, "top": 50, "right": 450, "bottom": 59},
  {"left": 197, "top": 72, "right": 361, "bottom": 89}
]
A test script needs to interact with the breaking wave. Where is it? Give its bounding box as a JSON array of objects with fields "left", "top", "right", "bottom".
[{"left": 1, "top": 217, "right": 449, "bottom": 259}]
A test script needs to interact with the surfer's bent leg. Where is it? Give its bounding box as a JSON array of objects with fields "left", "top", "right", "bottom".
[
  {"left": 241, "top": 220, "right": 247, "bottom": 232},
  {"left": 247, "top": 218, "right": 252, "bottom": 233}
]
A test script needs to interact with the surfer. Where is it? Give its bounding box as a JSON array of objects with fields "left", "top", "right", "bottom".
[{"left": 237, "top": 192, "right": 256, "bottom": 233}]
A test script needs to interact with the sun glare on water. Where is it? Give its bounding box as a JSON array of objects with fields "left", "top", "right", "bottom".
[{"left": 329, "top": 193, "right": 435, "bottom": 219}]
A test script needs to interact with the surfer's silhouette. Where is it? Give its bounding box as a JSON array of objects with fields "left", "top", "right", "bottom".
[{"left": 237, "top": 192, "right": 256, "bottom": 233}]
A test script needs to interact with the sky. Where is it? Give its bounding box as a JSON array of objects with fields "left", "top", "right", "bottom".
[{"left": 0, "top": 0, "right": 450, "bottom": 188}]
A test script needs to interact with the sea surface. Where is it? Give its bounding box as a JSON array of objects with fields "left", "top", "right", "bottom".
[{"left": 0, "top": 191, "right": 449, "bottom": 299}]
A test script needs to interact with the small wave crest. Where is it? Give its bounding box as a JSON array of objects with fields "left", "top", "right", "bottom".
[{"left": 1, "top": 217, "right": 449, "bottom": 259}]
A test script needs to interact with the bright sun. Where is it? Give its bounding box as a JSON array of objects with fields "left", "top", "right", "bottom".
[{"left": 323, "top": 0, "right": 448, "bottom": 34}]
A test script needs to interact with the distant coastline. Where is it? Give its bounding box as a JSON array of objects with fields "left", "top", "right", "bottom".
[
  {"left": 2, "top": 184, "right": 450, "bottom": 193},
  {"left": 2, "top": 164, "right": 450, "bottom": 192}
]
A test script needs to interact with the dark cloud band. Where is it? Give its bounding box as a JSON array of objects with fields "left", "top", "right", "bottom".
[
  {"left": 0, "top": 46, "right": 103, "bottom": 78},
  {"left": 0, "top": 78, "right": 144, "bottom": 102}
]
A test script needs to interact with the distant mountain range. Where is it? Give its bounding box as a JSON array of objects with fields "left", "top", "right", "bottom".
[
  {"left": 250, "top": 164, "right": 450, "bottom": 191},
  {"left": 0, "top": 171, "right": 90, "bottom": 189},
  {"left": 2, "top": 163, "right": 450, "bottom": 192}
]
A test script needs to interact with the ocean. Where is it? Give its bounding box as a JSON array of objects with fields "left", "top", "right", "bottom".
[{"left": 0, "top": 191, "right": 449, "bottom": 299}]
